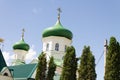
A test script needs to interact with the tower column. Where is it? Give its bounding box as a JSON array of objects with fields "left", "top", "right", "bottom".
[
  {"left": 42, "top": 8, "right": 73, "bottom": 66},
  {"left": 12, "top": 29, "right": 30, "bottom": 65}
]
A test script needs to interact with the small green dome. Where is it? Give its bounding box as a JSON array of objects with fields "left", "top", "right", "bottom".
[
  {"left": 42, "top": 20, "right": 73, "bottom": 40},
  {"left": 13, "top": 39, "right": 30, "bottom": 51}
]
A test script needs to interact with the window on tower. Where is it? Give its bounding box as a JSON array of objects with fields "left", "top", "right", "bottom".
[
  {"left": 55, "top": 43, "right": 59, "bottom": 51},
  {"left": 46, "top": 43, "right": 49, "bottom": 51},
  {"left": 65, "top": 45, "right": 67, "bottom": 52}
]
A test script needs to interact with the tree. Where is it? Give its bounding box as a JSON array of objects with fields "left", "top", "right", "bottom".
[
  {"left": 60, "top": 46, "right": 77, "bottom": 80},
  {"left": 104, "top": 37, "right": 120, "bottom": 80},
  {"left": 78, "top": 46, "right": 96, "bottom": 80},
  {"left": 35, "top": 52, "right": 47, "bottom": 80},
  {"left": 46, "top": 56, "right": 56, "bottom": 80}
]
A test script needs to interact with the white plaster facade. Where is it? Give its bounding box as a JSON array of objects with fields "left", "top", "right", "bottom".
[
  {"left": 42, "top": 36, "right": 72, "bottom": 61},
  {"left": 14, "top": 50, "right": 27, "bottom": 61},
  {"left": 12, "top": 49, "right": 28, "bottom": 65}
]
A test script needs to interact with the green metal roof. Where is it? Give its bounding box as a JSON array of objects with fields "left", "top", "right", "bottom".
[
  {"left": 8, "top": 62, "right": 61, "bottom": 80},
  {"left": 13, "top": 39, "right": 30, "bottom": 51},
  {"left": 8, "top": 63, "right": 37, "bottom": 79},
  {"left": 42, "top": 20, "right": 73, "bottom": 40},
  {"left": 0, "top": 49, "right": 7, "bottom": 72}
]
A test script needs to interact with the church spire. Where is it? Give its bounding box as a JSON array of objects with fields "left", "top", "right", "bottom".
[{"left": 57, "top": 8, "right": 62, "bottom": 21}]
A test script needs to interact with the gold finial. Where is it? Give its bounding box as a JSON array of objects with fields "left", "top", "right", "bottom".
[
  {"left": 22, "top": 28, "right": 25, "bottom": 39},
  {"left": 0, "top": 38, "right": 4, "bottom": 43},
  {"left": 57, "top": 8, "right": 62, "bottom": 21}
]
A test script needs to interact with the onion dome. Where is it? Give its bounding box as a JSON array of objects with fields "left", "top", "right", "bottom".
[
  {"left": 13, "top": 29, "right": 30, "bottom": 51},
  {"left": 13, "top": 39, "right": 30, "bottom": 51},
  {"left": 42, "top": 8, "right": 73, "bottom": 40}
]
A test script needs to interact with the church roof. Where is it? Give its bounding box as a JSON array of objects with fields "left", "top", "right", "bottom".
[
  {"left": 8, "top": 63, "right": 37, "bottom": 79},
  {"left": 0, "top": 49, "right": 7, "bottom": 72}
]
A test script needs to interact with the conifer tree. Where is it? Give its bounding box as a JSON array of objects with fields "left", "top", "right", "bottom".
[
  {"left": 60, "top": 46, "right": 77, "bottom": 80},
  {"left": 46, "top": 56, "right": 56, "bottom": 80},
  {"left": 35, "top": 52, "right": 47, "bottom": 80},
  {"left": 78, "top": 46, "right": 96, "bottom": 80},
  {"left": 104, "top": 37, "right": 120, "bottom": 80}
]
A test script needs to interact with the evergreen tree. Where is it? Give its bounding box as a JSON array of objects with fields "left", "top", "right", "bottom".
[
  {"left": 46, "top": 56, "right": 56, "bottom": 80},
  {"left": 60, "top": 46, "right": 77, "bottom": 80},
  {"left": 35, "top": 52, "right": 47, "bottom": 80},
  {"left": 78, "top": 46, "right": 96, "bottom": 80},
  {"left": 104, "top": 37, "right": 120, "bottom": 80},
  {"left": 87, "top": 50, "right": 96, "bottom": 80}
]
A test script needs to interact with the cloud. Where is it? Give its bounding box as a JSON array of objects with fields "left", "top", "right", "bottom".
[
  {"left": 2, "top": 46, "right": 37, "bottom": 65},
  {"left": 26, "top": 48, "right": 37, "bottom": 63},
  {"left": 32, "top": 8, "right": 42, "bottom": 15},
  {"left": 32, "top": 8, "right": 38, "bottom": 14},
  {"left": 3, "top": 51, "right": 13, "bottom": 66}
]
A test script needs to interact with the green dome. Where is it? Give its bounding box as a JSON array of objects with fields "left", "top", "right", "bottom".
[
  {"left": 13, "top": 39, "right": 30, "bottom": 51},
  {"left": 42, "top": 20, "right": 73, "bottom": 40}
]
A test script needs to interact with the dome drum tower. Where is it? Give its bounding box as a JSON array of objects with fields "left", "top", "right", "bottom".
[
  {"left": 12, "top": 29, "right": 30, "bottom": 65},
  {"left": 42, "top": 8, "right": 73, "bottom": 66}
]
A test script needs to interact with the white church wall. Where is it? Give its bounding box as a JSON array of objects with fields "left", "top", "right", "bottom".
[
  {"left": 42, "top": 36, "right": 72, "bottom": 52},
  {"left": 42, "top": 36, "right": 72, "bottom": 61},
  {"left": 13, "top": 50, "right": 28, "bottom": 62}
]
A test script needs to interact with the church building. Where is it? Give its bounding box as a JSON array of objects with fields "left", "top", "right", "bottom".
[{"left": 0, "top": 8, "right": 73, "bottom": 80}]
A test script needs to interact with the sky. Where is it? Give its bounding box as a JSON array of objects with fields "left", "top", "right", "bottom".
[{"left": 0, "top": 0, "right": 120, "bottom": 80}]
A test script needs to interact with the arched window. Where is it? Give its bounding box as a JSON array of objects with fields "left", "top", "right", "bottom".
[
  {"left": 65, "top": 45, "right": 67, "bottom": 52},
  {"left": 46, "top": 43, "right": 49, "bottom": 51},
  {"left": 3, "top": 73, "right": 8, "bottom": 76},
  {"left": 55, "top": 43, "right": 59, "bottom": 51}
]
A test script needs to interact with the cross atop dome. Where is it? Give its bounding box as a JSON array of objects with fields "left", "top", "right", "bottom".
[
  {"left": 42, "top": 8, "right": 73, "bottom": 40},
  {"left": 57, "top": 8, "right": 62, "bottom": 21},
  {"left": 22, "top": 28, "right": 25, "bottom": 40}
]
